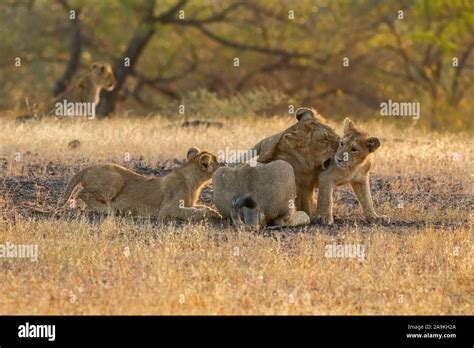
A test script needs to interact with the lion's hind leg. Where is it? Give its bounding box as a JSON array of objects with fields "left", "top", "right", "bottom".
[
  {"left": 350, "top": 179, "right": 390, "bottom": 225},
  {"left": 78, "top": 188, "right": 109, "bottom": 213},
  {"left": 78, "top": 170, "right": 125, "bottom": 214}
]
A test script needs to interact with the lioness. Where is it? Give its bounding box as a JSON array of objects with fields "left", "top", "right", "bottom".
[
  {"left": 234, "top": 107, "right": 339, "bottom": 218},
  {"left": 16, "top": 61, "right": 116, "bottom": 122},
  {"left": 60, "top": 147, "right": 222, "bottom": 221},
  {"left": 315, "top": 118, "right": 390, "bottom": 225},
  {"left": 213, "top": 160, "right": 310, "bottom": 229}
]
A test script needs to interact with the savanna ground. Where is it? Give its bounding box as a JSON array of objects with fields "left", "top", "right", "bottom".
[{"left": 0, "top": 115, "right": 472, "bottom": 315}]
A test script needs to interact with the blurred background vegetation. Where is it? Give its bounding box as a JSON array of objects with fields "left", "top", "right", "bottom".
[{"left": 0, "top": 0, "right": 473, "bottom": 130}]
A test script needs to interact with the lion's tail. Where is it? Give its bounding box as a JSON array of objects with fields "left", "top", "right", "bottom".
[
  {"left": 232, "top": 194, "right": 257, "bottom": 210},
  {"left": 58, "top": 167, "right": 88, "bottom": 207},
  {"left": 230, "top": 194, "right": 257, "bottom": 228}
]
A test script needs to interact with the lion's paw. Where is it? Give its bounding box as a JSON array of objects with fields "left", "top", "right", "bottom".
[
  {"left": 367, "top": 215, "right": 390, "bottom": 225},
  {"left": 315, "top": 214, "right": 334, "bottom": 226},
  {"left": 294, "top": 211, "right": 310, "bottom": 226}
]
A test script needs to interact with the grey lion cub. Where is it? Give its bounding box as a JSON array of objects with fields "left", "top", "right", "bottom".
[{"left": 213, "top": 160, "right": 310, "bottom": 229}]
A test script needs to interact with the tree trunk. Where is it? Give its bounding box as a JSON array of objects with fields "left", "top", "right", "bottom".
[
  {"left": 96, "top": 3, "right": 156, "bottom": 117},
  {"left": 52, "top": 7, "right": 81, "bottom": 96}
]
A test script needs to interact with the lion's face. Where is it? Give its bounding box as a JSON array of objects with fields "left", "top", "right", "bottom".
[
  {"left": 334, "top": 118, "right": 380, "bottom": 169},
  {"left": 186, "top": 147, "right": 222, "bottom": 176},
  {"left": 91, "top": 62, "right": 117, "bottom": 91},
  {"left": 280, "top": 108, "right": 339, "bottom": 168}
]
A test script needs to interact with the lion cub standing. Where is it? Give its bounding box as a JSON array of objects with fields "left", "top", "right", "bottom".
[
  {"left": 60, "top": 147, "right": 222, "bottom": 221},
  {"left": 213, "top": 160, "right": 310, "bottom": 229},
  {"left": 316, "top": 118, "right": 390, "bottom": 225}
]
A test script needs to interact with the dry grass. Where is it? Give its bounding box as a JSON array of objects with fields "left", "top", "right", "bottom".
[{"left": 0, "top": 115, "right": 472, "bottom": 314}]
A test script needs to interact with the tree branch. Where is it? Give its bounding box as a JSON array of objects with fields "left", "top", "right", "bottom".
[
  {"left": 191, "top": 22, "right": 311, "bottom": 59},
  {"left": 155, "top": 1, "right": 317, "bottom": 61},
  {"left": 154, "top": 0, "right": 187, "bottom": 22},
  {"left": 158, "top": 1, "right": 248, "bottom": 25}
]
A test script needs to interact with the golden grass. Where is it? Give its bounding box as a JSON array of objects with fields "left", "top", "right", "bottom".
[
  {"left": 0, "top": 115, "right": 472, "bottom": 314},
  {"left": 0, "top": 219, "right": 471, "bottom": 315},
  {"left": 1, "top": 116, "right": 472, "bottom": 180}
]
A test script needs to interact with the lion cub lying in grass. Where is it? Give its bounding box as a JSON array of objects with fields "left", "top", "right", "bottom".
[
  {"left": 213, "top": 160, "right": 310, "bottom": 229},
  {"left": 316, "top": 118, "right": 390, "bottom": 225},
  {"left": 60, "top": 147, "right": 222, "bottom": 221}
]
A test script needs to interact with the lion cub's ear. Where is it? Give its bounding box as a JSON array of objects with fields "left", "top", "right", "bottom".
[
  {"left": 199, "top": 154, "right": 212, "bottom": 170},
  {"left": 187, "top": 147, "right": 200, "bottom": 160},
  {"left": 295, "top": 107, "right": 314, "bottom": 121},
  {"left": 343, "top": 117, "right": 356, "bottom": 134},
  {"left": 365, "top": 137, "right": 381, "bottom": 153}
]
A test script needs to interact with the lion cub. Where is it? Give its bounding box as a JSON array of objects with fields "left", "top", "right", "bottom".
[
  {"left": 53, "top": 61, "right": 116, "bottom": 120},
  {"left": 16, "top": 61, "right": 116, "bottom": 122},
  {"left": 213, "top": 160, "right": 310, "bottom": 229},
  {"left": 315, "top": 118, "right": 390, "bottom": 225},
  {"left": 60, "top": 147, "right": 222, "bottom": 221},
  {"left": 231, "top": 107, "right": 339, "bottom": 219}
]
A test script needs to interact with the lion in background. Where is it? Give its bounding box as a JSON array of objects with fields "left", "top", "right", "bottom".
[
  {"left": 16, "top": 61, "right": 116, "bottom": 122},
  {"left": 213, "top": 160, "right": 310, "bottom": 229},
  {"left": 315, "top": 118, "right": 390, "bottom": 225},
  {"left": 60, "top": 147, "right": 222, "bottom": 221}
]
